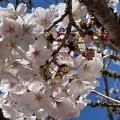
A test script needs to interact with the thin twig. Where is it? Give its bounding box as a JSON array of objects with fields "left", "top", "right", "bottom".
[
  {"left": 71, "top": 19, "right": 86, "bottom": 37},
  {"left": 88, "top": 101, "right": 120, "bottom": 108},
  {"left": 92, "top": 90, "right": 120, "bottom": 104},
  {"left": 102, "top": 49, "right": 114, "bottom": 120},
  {"left": 50, "top": 0, "right": 72, "bottom": 63},
  {"left": 45, "top": 12, "right": 68, "bottom": 32}
]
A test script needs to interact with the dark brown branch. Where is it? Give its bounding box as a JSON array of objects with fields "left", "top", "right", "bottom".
[
  {"left": 51, "top": 22, "right": 72, "bottom": 57},
  {"left": 88, "top": 101, "right": 120, "bottom": 108},
  {"left": 89, "top": 101, "right": 120, "bottom": 116},
  {"left": 45, "top": 12, "right": 68, "bottom": 32},
  {"left": 80, "top": 0, "right": 120, "bottom": 51},
  {"left": 71, "top": 19, "right": 86, "bottom": 37},
  {"left": 103, "top": 76, "right": 113, "bottom": 120},
  {"left": 15, "top": 0, "right": 19, "bottom": 9},
  {"left": 103, "top": 76, "right": 109, "bottom": 96},
  {"left": 102, "top": 57, "right": 113, "bottom": 120},
  {"left": 50, "top": 0, "right": 72, "bottom": 63},
  {"left": 101, "top": 69, "right": 120, "bottom": 80}
]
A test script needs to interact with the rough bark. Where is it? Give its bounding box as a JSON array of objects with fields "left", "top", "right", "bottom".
[{"left": 80, "top": 0, "right": 120, "bottom": 51}]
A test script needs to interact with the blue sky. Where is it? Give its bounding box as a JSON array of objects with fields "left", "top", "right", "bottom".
[{"left": 0, "top": 0, "right": 120, "bottom": 120}]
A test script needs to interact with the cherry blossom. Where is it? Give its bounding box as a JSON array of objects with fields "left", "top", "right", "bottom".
[
  {"left": 26, "top": 38, "right": 52, "bottom": 66},
  {"left": 0, "top": 3, "right": 27, "bottom": 19},
  {"left": 34, "top": 7, "right": 56, "bottom": 28},
  {"left": 75, "top": 54, "right": 102, "bottom": 81},
  {"left": 0, "top": 1, "right": 105, "bottom": 120}
]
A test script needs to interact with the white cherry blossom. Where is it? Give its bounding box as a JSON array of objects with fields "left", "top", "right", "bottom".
[
  {"left": 75, "top": 54, "right": 102, "bottom": 81},
  {"left": 0, "top": 15, "right": 22, "bottom": 38},
  {"left": 26, "top": 38, "right": 52, "bottom": 66},
  {"left": 34, "top": 7, "right": 56, "bottom": 28},
  {"left": 0, "top": 2, "right": 104, "bottom": 120},
  {"left": 0, "top": 3, "right": 27, "bottom": 19}
]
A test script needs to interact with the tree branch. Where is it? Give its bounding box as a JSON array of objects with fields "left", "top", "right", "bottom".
[
  {"left": 103, "top": 76, "right": 113, "bottom": 120},
  {"left": 45, "top": 12, "right": 68, "bottom": 32},
  {"left": 50, "top": 0, "right": 72, "bottom": 62},
  {"left": 101, "top": 69, "right": 120, "bottom": 80},
  {"left": 80, "top": 0, "right": 120, "bottom": 51},
  {"left": 88, "top": 101, "right": 120, "bottom": 108},
  {"left": 92, "top": 90, "right": 120, "bottom": 104}
]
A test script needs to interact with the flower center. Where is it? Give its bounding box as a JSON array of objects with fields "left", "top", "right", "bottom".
[
  {"left": 32, "top": 49, "right": 40, "bottom": 58},
  {"left": 41, "top": 19, "right": 48, "bottom": 25},
  {"left": 34, "top": 94, "right": 42, "bottom": 103},
  {"left": 84, "top": 64, "right": 91, "bottom": 72},
  {"left": 6, "top": 26, "right": 15, "bottom": 33}
]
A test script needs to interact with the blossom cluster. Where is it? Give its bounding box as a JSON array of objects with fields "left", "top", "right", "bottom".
[{"left": 0, "top": 0, "right": 103, "bottom": 120}]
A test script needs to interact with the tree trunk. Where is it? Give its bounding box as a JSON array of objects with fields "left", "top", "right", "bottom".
[{"left": 81, "top": 0, "right": 120, "bottom": 51}]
